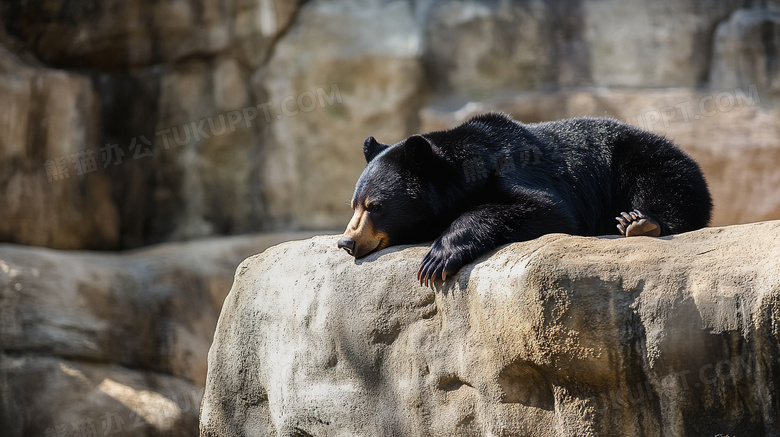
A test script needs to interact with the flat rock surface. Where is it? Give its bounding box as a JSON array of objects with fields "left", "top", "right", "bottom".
[{"left": 201, "top": 222, "right": 780, "bottom": 436}]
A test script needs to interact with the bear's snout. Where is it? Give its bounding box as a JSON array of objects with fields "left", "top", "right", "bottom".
[{"left": 338, "top": 238, "right": 356, "bottom": 256}]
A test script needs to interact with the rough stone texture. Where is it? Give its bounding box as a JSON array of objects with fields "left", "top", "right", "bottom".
[
  {"left": 257, "top": 0, "right": 427, "bottom": 229},
  {"left": 201, "top": 223, "right": 780, "bottom": 436},
  {"left": 3, "top": 0, "right": 302, "bottom": 70},
  {"left": 0, "top": 231, "right": 316, "bottom": 437},
  {"left": 420, "top": 0, "right": 586, "bottom": 97},
  {"left": 2, "top": 356, "right": 203, "bottom": 437},
  {"left": 421, "top": 0, "right": 747, "bottom": 95},
  {"left": 710, "top": 8, "right": 780, "bottom": 102},
  {"left": 582, "top": 0, "right": 744, "bottom": 88},
  {"left": 82, "top": 0, "right": 305, "bottom": 247},
  {"left": 0, "top": 1, "right": 307, "bottom": 249},
  {"left": 420, "top": 87, "right": 780, "bottom": 227},
  {"left": 0, "top": 43, "right": 119, "bottom": 249},
  {"left": 2, "top": 1, "right": 780, "bottom": 249}
]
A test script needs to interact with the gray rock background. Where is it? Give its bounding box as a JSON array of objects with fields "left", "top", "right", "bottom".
[
  {"left": 2, "top": 1, "right": 780, "bottom": 436},
  {"left": 201, "top": 223, "right": 780, "bottom": 436},
  {"left": 1, "top": 0, "right": 779, "bottom": 249},
  {"left": 0, "top": 232, "right": 316, "bottom": 436}
]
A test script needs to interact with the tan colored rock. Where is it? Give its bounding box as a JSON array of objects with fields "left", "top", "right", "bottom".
[
  {"left": 421, "top": 0, "right": 749, "bottom": 95},
  {"left": 152, "top": 56, "right": 264, "bottom": 241},
  {"left": 201, "top": 222, "right": 780, "bottom": 436},
  {"left": 2, "top": 356, "right": 202, "bottom": 437},
  {"left": 4, "top": 0, "right": 302, "bottom": 70},
  {"left": 420, "top": 88, "right": 780, "bottom": 227},
  {"left": 257, "top": 0, "right": 427, "bottom": 230},
  {"left": 421, "top": 0, "right": 565, "bottom": 96},
  {"left": 0, "top": 1, "right": 306, "bottom": 248},
  {"left": 710, "top": 9, "right": 780, "bottom": 101},
  {"left": 0, "top": 231, "right": 316, "bottom": 436},
  {"left": 583, "top": 0, "right": 741, "bottom": 88},
  {"left": 0, "top": 44, "right": 119, "bottom": 249}
]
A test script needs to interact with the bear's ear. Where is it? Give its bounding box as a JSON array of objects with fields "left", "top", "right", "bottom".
[
  {"left": 401, "top": 134, "right": 437, "bottom": 164},
  {"left": 363, "top": 136, "right": 389, "bottom": 163}
]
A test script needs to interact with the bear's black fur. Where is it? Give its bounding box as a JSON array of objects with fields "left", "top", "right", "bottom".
[{"left": 338, "top": 113, "right": 712, "bottom": 286}]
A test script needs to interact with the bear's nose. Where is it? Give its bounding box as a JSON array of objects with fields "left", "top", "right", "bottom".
[{"left": 338, "top": 238, "right": 356, "bottom": 256}]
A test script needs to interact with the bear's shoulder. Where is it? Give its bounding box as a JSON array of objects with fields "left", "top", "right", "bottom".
[
  {"left": 465, "top": 111, "right": 517, "bottom": 127},
  {"left": 427, "top": 112, "right": 521, "bottom": 147},
  {"left": 524, "top": 117, "right": 653, "bottom": 143},
  {"left": 461, "top": 114, "right": 633, "bottom": 139}
]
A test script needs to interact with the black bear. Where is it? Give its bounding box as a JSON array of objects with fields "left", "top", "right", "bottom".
[{"left": 338, "top": 113, "right": 712, "bottom": 286}]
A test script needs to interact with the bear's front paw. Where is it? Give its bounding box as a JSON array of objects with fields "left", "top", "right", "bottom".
[{"left": 417, "top": 242, "right": 466, "bottom": 288}]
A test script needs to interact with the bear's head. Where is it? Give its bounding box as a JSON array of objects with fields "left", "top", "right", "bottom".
[{"left": 338, "top": 134, "right": 447, "bottom": 258}]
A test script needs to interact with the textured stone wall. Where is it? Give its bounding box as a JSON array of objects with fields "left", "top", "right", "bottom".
[{"left": 0, "top": 0, "right": 779, "bottom": 249}]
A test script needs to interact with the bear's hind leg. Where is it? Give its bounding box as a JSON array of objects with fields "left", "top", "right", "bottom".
[{"left": 615, "top": 210, "right": 661, "bottom": 237}]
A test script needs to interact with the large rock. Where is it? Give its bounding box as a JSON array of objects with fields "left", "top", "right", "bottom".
[
  {"left": 0, "top": 42, "right": 119, "bottom": 249},
  {"left": 3, "top": 0, "right": 303, "bottom": 70},
  {"left": 420, "top": 0, "right": 753, "bottom": 95},
  {"left": 420, "top": 0, "right": 587, "bottom": 96},
  {"left": 582, "top": 0, "right": 744, "bottom": 88},
  {"left": 0, "top": 231, "right": 316, "bottom": 437},
  {"left": 84, "top": 0, "right": 306, "bottom": 246},
  {"left": 420, "top": 87, "right": 780, "bottom": 227},
  {"left": 710, "top": 8, "right": 780, "bottom": 102},
  {"left": 0, "top": 1, "right": 306, "bottom": 249},
  {"left": 257, "top": 0, "right": 427, "bottom": 229},
  {"left": 201, "top": 222, "right": 780, "bottom": 436}
]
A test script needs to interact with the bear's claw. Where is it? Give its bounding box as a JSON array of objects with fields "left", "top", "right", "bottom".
[
  {"left": 418, "top": 244, "right": 461, "bottom": 288},
  {"left": 616, "top": 210, "right": 661, "bottom": 237},
  {"left": 417, "top": 257, "right": 444, "bottom": 288}
]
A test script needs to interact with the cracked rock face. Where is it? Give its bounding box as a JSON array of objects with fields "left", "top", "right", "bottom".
[{"left": 201, "top": 221, "right": 780, "bottom": 436}]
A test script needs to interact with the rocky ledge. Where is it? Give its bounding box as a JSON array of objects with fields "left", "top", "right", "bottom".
[
  {"left": 0, "top": 232, "right": 317, "bottom": 437},
  {"left": 201, "top": 221, "right": 780, "bottom": 436}
]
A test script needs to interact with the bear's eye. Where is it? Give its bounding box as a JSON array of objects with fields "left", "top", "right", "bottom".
[{"left": 367, "top": 202, "right": 382, "bottom": 213}]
